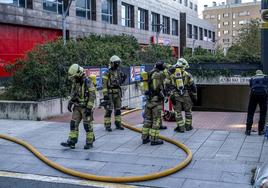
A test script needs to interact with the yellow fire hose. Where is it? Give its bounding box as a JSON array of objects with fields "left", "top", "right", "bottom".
[{"left": 0, "top": 109, "right": 192, "bottom": 183}]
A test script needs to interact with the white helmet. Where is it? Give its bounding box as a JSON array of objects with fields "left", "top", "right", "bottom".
[
  {"left": 110, "top": 55, "right": 121, "bottom": 63},
  {"left": 176, "top": 58, "right": 189, "bottom": 69},
  {"left": 68, "top": 64, "right": 84, "bottom": 79}
]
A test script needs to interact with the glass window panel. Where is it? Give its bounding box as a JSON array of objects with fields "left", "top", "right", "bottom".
[
  {"left": 76, "top": 9, "right": 86, "bottom": 17},
  {"left": 19, "top": 0, "right": 25, "bottom": 7},
  {"left": 43, "top": 1, "right": 57, "bottom": 12},
  {"left": 76, "top": 0, "right": 86, "bottom": 9}
]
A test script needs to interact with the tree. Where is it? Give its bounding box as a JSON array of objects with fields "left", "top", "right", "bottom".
[{"left": 227, "top": 19, "right": 261, "bottom": 63}]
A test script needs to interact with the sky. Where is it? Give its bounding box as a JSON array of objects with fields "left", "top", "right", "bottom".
[{"left": 198, "top": 0, "right": 258, "bottom": 17}]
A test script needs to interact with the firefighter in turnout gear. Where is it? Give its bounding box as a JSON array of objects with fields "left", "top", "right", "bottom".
[
  {"left": 165, "top": 58, "right": 197, "bottom": 132},
  {"left": 61, "top": 64, "right": 96, "bottom": 149},
  {"left": 102, "top": 55, "right": 127, "bottom": 132},
  {"left": 141, "top": 61, "right": 166, "bottom": 145},
  {"left": 245, "top": 70, "right": 268, "bottom": 136}
]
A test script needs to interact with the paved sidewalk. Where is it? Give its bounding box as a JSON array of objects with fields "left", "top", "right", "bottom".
[
  {"left": 0, "top": 110, "right": 266, "bottom": 188},
  {"left": 48, "top": 109, "right": 260, "bottom": 132}
]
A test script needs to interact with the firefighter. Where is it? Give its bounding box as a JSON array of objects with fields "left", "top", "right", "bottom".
[
  {"left": 141, "top": 60, "right": 166, "bottom": 145},
  {"left": 165, "top": 58, "right": 197, "bottom": 132},
  {"left": 245, "top": 70, "right": 268, "bottom": 136},
  {"left": 61, "top": 64, "right": 96, "bottom": 149},
  {"left": 102, "top": 55, "right": 127, "bottom": 132}
]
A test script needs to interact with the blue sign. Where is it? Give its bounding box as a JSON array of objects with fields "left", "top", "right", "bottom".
[{"left": 130, "top": 66, "right": 145, "bottom": 83}]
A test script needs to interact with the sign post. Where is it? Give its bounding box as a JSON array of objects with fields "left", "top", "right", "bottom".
[{"left": 262, "top": 0, "right": 268, "bottom": 74}]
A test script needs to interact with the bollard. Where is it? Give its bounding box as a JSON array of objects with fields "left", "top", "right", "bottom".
[{"left": 265, "top": 125, "right": 268, "bottom": 139}]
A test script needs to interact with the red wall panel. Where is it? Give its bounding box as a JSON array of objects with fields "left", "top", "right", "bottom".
[{"left": 0, "top": 24, "right": 62, "bottom": 77}]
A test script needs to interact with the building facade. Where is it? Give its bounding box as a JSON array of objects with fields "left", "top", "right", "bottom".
[
  {"left": 203, "top": 1, "right": 261, "bottom": 51},
  {"left": 0, "top": 0, "right": 215, "bottom": 76}
]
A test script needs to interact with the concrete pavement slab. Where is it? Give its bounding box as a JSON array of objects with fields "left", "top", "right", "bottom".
[{"left": 0, "top": 111, "right": 266, "bottom": 187}]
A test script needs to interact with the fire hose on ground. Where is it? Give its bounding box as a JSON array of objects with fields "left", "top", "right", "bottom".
[{"left": 0, "top": 109, "right": 193, "bottom": 183}]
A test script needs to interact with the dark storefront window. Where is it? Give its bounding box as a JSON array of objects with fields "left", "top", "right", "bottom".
[
  {"left": 151, "top": 12, "right": 160, "bottom": 32},
  {"left": 43, "top": 0, "right": 63, "bottom": 14},
  {"left": 101, "top": 0, "right": 117, "bottom": 24},
  {"left": 0, "top": 0, "right": 32, "bottom": 8},
  {"left": 187, "top": 23, "right": 192, "bottom": 38},
  {"left": 121, "top": 2, "right": 134, "bottom": 27},
  {"left": 162, "top": 16, "right": 170, "bottom": 34},
  {"left": 172, "top": 19, "right": 178, "bottom": 36},
  {"left": 138, "top": 8, "right": 148, "bottom": 30},
  {"left": 76, "top": 0, "right": 91, "bottom": 19}
]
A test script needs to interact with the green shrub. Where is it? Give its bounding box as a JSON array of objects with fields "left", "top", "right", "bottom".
[{"left": 4, "top": 35, "right": 174, "bottom": 101}]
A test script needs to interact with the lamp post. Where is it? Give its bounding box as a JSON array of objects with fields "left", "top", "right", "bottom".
[{"left": 61, "top": 0, "right": 73, "bottom": 45}]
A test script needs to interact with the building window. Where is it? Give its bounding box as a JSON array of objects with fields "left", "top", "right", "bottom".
[
  {"left": 233, "top": 21, "right": 236, "bottom": 27},
  {"left": 212, "top": 32, "right": 215, "bottom": 42},
  {"left": 210, "top": 15, "right": 216, "bottom": 19},
  {"left": 121, "top": 2, "right": 134, "bottom": 27},
  {"left": 1, "top": 0, "right": 32, "bottom": 8},
  {"left": 205, "top": 15, "right": 210, "bottom": 19},
  {"left": 172, "top": 19, "right": 178, "bottom": 36},
  {"left": 101, "top": 0, "right": 116, "bottom": 24},
  {"left": 218, "top": 14, "right": 221, "bottom": 20},
  {"left": 238, "top": 11, "right": 250, "bottom": 16},
  {"left": 184, "top": 0, "right": 188, "bottom": 7},
  {"left": 151, "top": 12, "right": 160, "bottom": 32},
  {"left": 187, "top": 23, "right": 192, "bottom": 38},
  {"left": 223, "top": 13, "right": 229, "bottom": 18},
  {"left": 138, "top": 8, "right": 148, "bottom": 30},
  {"left": 232, "top": 13, "right": 236, "bottom": 19},
  {"left": 193, "top": 26, "right": 198, "bottom": 39},
  {"left": 223, "top": 21, "right": 229, "bottom": 26},
  {"left": 223, "top": 30, "right": 229, "bottom": 35},
  {"left": 194, "top": 4, "right": 198, "bottom": 12},
  {"left": 238, "top": 20, "right": 247, "bottom": 25},
  {"left": 204, "top": 29, "right": 208, "bottom": 38},
  {"left": 218, "top": 23, "right": 221, "bottom": 28},
  {"left": 43, "top": 0, "right": 63, "bottom": 14},
  {"left": 76, "top": 0, "right": 92, "bottom": 19},
  {"left": 218, "top": 31, "right": 221, "bottom": 37},
  {"left": 190, "top": 1, "right": 193, "bottom": 9},
  {"left": 162, "top": 16, "right": 170, "bottom": 34},
  {"left": 208, "top": 30, "right": 212, "bottom": 38},
  {"left": 179, "top": 0, "right": 182, "bottom": 3},
  {"left": 223, "top": 38, "right": 230, "bottom": 43},
  {"left": 199, "top": 27, "right": 203, "bottom": 40},
  {"left": 232, "top": 30, "right": 236, "bottom": 36}
]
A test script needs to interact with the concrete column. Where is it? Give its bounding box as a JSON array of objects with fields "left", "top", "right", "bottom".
[
  {"left": 96, "top": 0, "right": 101, "bottom": 23},
  {"left": 262, "top": 0, "right": 268, "bottom": 74}
]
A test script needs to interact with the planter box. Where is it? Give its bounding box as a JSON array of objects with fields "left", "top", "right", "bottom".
[
  {"left": 0, "top": 99, "right": 69, "bottom": 121},
  {"left": 0, "top": 84, "right": 143, "bottom": 121}
]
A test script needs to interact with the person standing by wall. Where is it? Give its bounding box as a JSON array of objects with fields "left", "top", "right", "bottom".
[{"left": 245, "top": 70, "right": 268, "bottom": 136}]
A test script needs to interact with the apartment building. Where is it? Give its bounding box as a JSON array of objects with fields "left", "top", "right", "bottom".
[{"left": 203, "top": 1, "right": 261, "bottom": 51}]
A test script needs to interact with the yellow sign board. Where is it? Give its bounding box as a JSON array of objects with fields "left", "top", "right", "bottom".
[{"left": 262, "top": 22, "right": 268, "bottom": 29}]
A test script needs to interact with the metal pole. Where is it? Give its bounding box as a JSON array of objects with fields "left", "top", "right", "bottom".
[
  {"left": 62, "top": 4, "right": 66, "bottom": 46},
  {"left": 261, "top": 0, "right": 268, "bottom": 74},
  {"left": 62, "top": 0, "right": 72, "bottom": 46}
]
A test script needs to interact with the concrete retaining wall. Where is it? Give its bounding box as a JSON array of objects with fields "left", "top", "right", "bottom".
[{"left": 0, "top": 84, "right": 142, "bottom": 121}]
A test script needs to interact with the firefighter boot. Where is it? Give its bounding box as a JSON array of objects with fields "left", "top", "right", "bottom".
[
  {"left": 174, "top": 126, "right": 186, "bottom": 133},
  {"left": 84, "top": 143, "right": 93, "bottom": 150},
  {"left": 142, "top": 137, "right": 150, "bottom": 144},
  {"left": 105, "top": 127, "right": 112, "bottom": 132},
  {"left": 61, "top": 139, "right": 76, "bottom": 149},
  {"left": 115, "top": 122, "right": 124, "bottom": 130},
  {"left": 151, "top": 140, "right": 164, "bottom": 146},
  {"left": 185, "top": 125, "right": 193, "bottom": 131}
]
